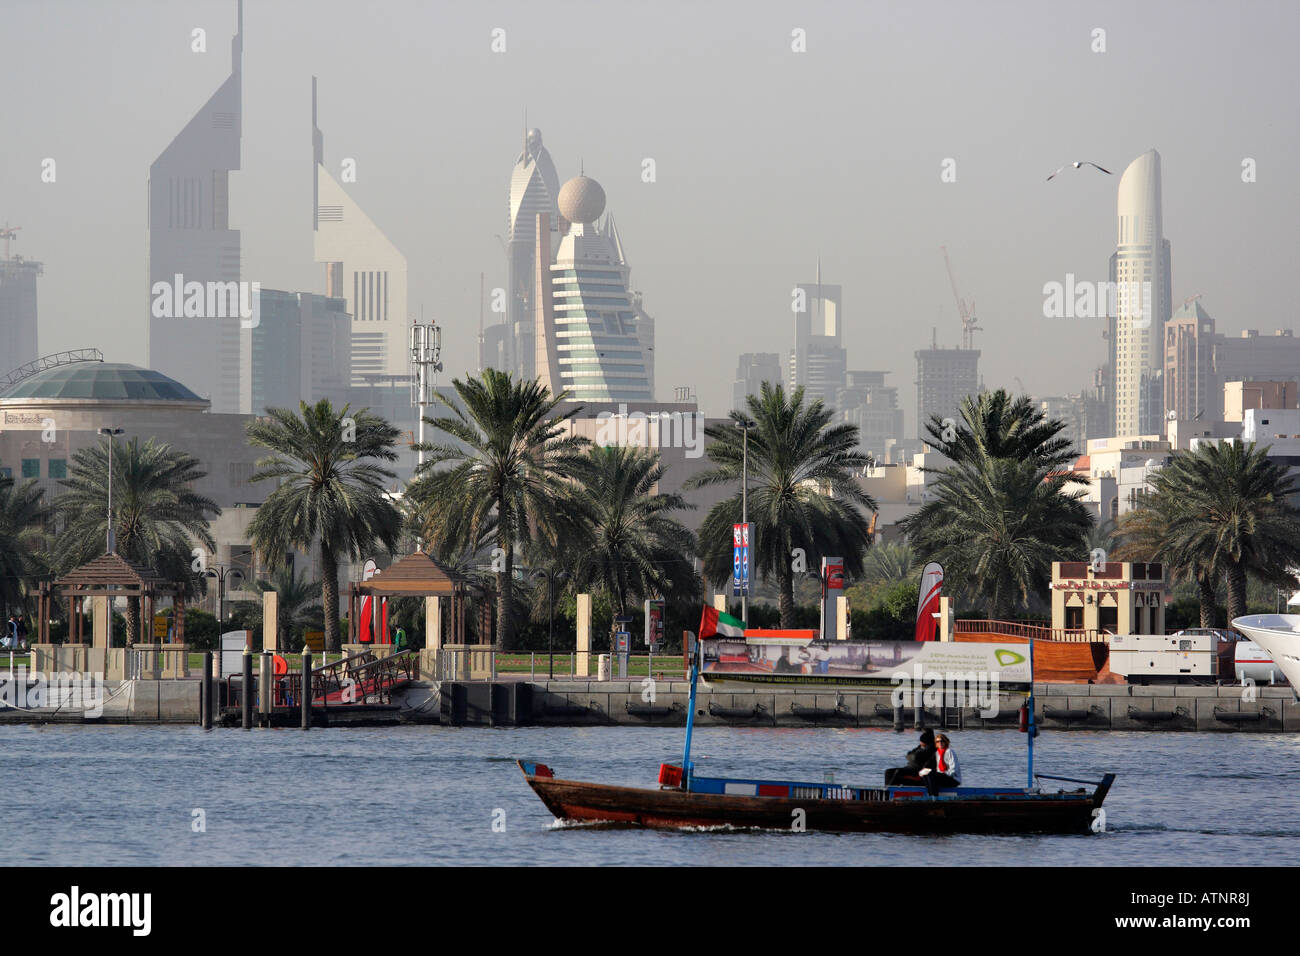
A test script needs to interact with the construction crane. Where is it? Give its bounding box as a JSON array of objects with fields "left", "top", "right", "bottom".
[
  {"left": 0, "top": 223, "right": 20, "bottom": 260},
  {"left": 941, "top": 246, "right": 982, "bottom": 350}
]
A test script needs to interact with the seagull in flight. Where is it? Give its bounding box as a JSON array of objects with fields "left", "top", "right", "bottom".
[{"left": 1047, "top": 161, "right": 1112, "bottom": 181}]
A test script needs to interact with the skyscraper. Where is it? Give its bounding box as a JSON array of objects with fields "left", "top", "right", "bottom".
[
  {"left": 1163, "top": 298, "right": 1217, "bottom": 423},
  {"left": 788, "top": 264, "right": 846, "bottom": 406},
  {"left": 147, "top": 0, "right": 243, "bottom": 412},
  {"left": 836, "top": 370, "right": 903, "bottom": 459},
  {"left": 241, "top": 290, "right": 351, "bottom": 415},
  {"left": 533, "top": 175, "right": 653, "bottom": 402},
  {"left": 506, "top": 128, "right": 562, "bottom": 381},
  {"left": 914, "top": 337, "right": 980, "bottom": 440},
  {"left": 733, "top": 352, "right": 782, "bottom": 411},
  {"left": 1110, "top": 149, "right": 1173, "bottom": 437},
  {"left": 0, "top": 247, "right": 41, "bottom": 374},
  {"left": 313, "top": 78, "right": 409, "bottom": 385}
]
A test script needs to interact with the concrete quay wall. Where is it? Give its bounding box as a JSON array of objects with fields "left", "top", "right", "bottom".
[
  {"left": 426, "top": 679, "right": 1300, "bottom": 732},
  {"left": 0, "top": 679, "right": 199, "bottom": 724}
]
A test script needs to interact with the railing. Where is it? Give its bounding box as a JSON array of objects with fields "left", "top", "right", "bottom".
[
  {"left": 953, "top": 620, "right": 1103, "bottom": 643},
  {"left": 226, "top": 648, "right": 420, "bottom": 710}
]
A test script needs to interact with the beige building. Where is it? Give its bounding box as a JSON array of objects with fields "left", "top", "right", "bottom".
[
  {"left": 1051, "top": 560, "right": 1166, "bottom": 637},
  {"left": 1223, "top": 380, "right": 1297, "bottom": 423},
  {"left": 0, "top": 360, "right": 299, "bottom": 617}
]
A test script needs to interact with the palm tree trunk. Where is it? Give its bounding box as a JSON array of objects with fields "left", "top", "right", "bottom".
[
  {"left": 124, "top": 597, "right": 140, "bottom": 647},
  {"left": 496, "top": 534, "right": 512, "bottom": 650},
  {"left": 1196, "top": 569, "right": 1217, "bottom": 629},
  {"left": 778, "top": 561, "right": 795, "bottom": 629},
  {"left": 321, "top": 546, "right": 340, "bottom": 653},
  {"left": 1226, "top": 562, "right": 1248, "bottom": 625}
]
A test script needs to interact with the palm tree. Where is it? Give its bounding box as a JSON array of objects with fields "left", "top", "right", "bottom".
[
  {"left": 689, "top": 382, "right": 876, "bottom": 627},
  {"left": 862, "top": 539, "right": 919, "bottom": 589},
  {"left": 0, "top": 472, "right": 48, "bottom": 621},
  {"left": 231, "top": 565, "right": 323, "bottom": 651},
  {"left": 407, "top": 370, "right": 589, "bottom": 649},
  {"left": 1113, "top": 494, "right": 1219, "bottom": 628},
  {"left": 567, "top": 444, "right": 698, "bottom": 615},
  {"left": 55, "top": 436, "right": 219, "bottom": 640},
  {"left": 901, "top": 457, "right": 1093, "bottom": 619},
  {"left": 1131, "top": 440, "right": 1300, "bottom": 624},
  {"left": 924, "top": 389, "right": 1077, "bottom": 472},
  {"left": 246, "top": 400, "right": 403, "bottom": 652}
]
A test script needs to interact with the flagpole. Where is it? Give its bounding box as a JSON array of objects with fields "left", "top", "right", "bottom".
[{"left": 681, "top": 634, "right": 700, "bottom": 791}]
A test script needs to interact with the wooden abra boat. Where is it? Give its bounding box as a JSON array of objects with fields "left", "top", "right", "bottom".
[
  {"left": 518, "top": 611, "right": 1117, "bottom": 835},
  {"left": 518, "top": 760, "right": 1115, "bottom": 834}
]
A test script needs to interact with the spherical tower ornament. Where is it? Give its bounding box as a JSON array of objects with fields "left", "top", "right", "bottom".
[{"left": 557, "top": 175, "right": 606, "bottom": 224}]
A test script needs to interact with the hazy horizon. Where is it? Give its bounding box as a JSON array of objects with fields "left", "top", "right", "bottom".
[{"left": 3, "top": 0, "right": 1297, "bottom": 427}]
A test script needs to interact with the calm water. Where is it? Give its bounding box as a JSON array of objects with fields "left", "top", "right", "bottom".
[{"left": 2, "top": 724, "right": 1296, "bottom": 866}]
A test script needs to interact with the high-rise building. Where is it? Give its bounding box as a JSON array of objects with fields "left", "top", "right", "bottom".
[
  {"left": 733, "top": 353, "right": 782, "bottom": 411},
  {"left": 533, "top": 175, "right": 653, "bottom": 402},
  {"left": 506, "top": 128, "right": 562, "bottom": 381},
  {"left": 147, "top": 0, "right": 243, "bottom": 413},
  {"left": 0, "top": 251, "right": 41, "bottom": 374},
  {"left": 914, "top": 339, "right": 980, "bottom": 440},
  {"left": 837, "top": 370, "right": 904, "bottom": 460},
  {"left": 1214, "top": 329, "right": 1300, "bottom": 395},
  {"left": 788, "top": 264, "right": 846, "bottom": 406},
  {"left": 1164, "top": 299, "right": 1217, "bottom": 423},
  {"left": 1110, "top": 149, "right": 1173, "bottom": 437},
  {"left": 312, "top": 77, "right": 409, "bottom": 385},
  {"left": 241, "top": 290, "right": 351, "bottom": 414}
]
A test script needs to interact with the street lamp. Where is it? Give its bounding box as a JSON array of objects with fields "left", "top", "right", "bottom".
[
  {"left": 204, "top": 564, "right": 245, "bottom": 626},
  {"left": 531, "top": 567, "right": 570, "bottom": 679},
  {"left": 734, "top": 420, "right": 757, "bottom": 622},
  {"left": 98, "top": 427, "right": 124, "bottom": 553}
]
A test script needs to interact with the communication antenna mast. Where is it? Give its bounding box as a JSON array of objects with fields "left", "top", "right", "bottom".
[{"left": 410, "top": 316, "right": 443, "bottom": 470}]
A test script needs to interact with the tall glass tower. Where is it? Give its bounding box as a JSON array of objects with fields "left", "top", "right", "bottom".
[
  {"left": 534, "top": 175, "right": 653, "bottom": 403},
  {"left": 1110, "top": 149, "right": 1172, "bottom": 437}
]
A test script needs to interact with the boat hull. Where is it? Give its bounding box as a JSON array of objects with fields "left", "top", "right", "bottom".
[
  {"left": 1232, "top": 615, "right": 1300, "bottom": 689},
  {"left": 519, "top": 762, "right": 1112, "bottom": 835}
]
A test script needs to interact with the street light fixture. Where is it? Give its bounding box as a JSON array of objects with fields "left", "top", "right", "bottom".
[
  {"left": 98, "top": 427, "right": 124, "bottom": 553},
  {"left": 530, "top": 567, "right": 570, "bottom": 679},
  {"left": 734, "top": 420, "right": 757, "bottom": 622},
  {"left": 204, "top": 564, "right": 245, "bottom": 626}
]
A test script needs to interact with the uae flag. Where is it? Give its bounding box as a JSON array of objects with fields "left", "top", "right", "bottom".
[{"left": 699, "top": 606, "right": 746, "bottom": 639}]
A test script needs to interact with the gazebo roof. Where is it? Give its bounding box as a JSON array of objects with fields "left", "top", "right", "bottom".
[
  {"left": 355, "top": 551, "right": 472, "bottom": 597},
  {"left": 53, "top": 552, "right": 178, "bottom": 594}
]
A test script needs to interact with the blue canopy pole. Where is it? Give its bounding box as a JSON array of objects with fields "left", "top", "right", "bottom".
[
  {"left": 1027, "top": 636, "right": 1036, "bottom": 789},
  {"left": 681, "top": 634, "right": 700, "bottom": 790}
]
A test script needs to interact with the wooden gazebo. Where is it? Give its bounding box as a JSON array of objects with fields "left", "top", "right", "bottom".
[
  {"left": 348, "top": 551, "right": 476, "bottom": 645},
  {"left": 37, "top": 552, "right": 188, "bottom": 645}
]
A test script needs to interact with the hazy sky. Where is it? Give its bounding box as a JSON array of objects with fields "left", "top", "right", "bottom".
[{"left": 4, "top": 0, "right": 1297, "bottom": 425}]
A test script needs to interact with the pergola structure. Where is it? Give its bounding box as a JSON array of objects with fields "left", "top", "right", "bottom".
[
  {"left": 37, "top": 552, "right": 188, "bottom": 645},
  {"left": 348, "top": 551, "right": 476, "bottom": 645}
]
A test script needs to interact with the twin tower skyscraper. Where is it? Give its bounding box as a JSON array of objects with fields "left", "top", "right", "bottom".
[
  {"left": 147, "top": 3, "right": 652, "bottom": 410},
  {"left": 147, "top": 1, "right": 407, "bottom": 412}
]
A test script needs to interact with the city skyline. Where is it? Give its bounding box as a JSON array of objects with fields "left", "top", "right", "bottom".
[{"left": 3, "top": 0, "right": 1297, "bottom": 426}]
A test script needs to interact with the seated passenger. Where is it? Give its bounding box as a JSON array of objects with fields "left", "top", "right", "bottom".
[
  {"left": 884, "top": 729, "right": 936, "bottom": 785},
  {"left": 923, "top": 733, "right": 961, "bottom": 795}
]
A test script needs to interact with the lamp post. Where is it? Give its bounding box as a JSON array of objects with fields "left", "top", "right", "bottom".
[
  {"left": 531, "top": 567, "right": 570, "bottom": 679},
  {"left": 734, "top": 420, "right": 757, "bottom": 622},
  {"left": 204, "top": 564, "right": 245, "bottom": 627},
  {"left": 98, "top": 427, "right": 124, "bottom": 553}
]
